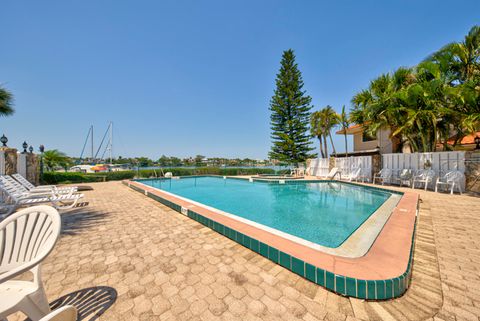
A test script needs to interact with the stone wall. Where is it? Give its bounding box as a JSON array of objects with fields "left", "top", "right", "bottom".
[
  {"left": 0, "top": 147, "right": 18, "bottom": 175},
  {"left": 26, "top": 153, "right": 39, "bottom": 185},
  {"left": 465, "top": 151, "right": 480, "bottom": 194},
  {"left": 0, "top": 148, "right": 39, "bottom": 185},
  {"left": 328, "top": 157, "right": 335, "bottom": 171},
  {"left": 372, "top": 154, "right": 382, "bottom": 175}
]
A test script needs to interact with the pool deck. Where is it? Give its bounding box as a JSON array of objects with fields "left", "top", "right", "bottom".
[{"left": 8, "top": 180, "right": 480, "bottom": 321}]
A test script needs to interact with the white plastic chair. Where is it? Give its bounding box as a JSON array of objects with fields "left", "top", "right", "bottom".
[
  {"left": 164, "top": 172, "right": 173, "bottom": 178},
  {"left": 38, "top": 305, "right": 77, "bottom": 321},
  {"left": 373, "top": 169, "right": 393, "bottom": 185},
  {"left": 0, "top": 206, "right": 62, "bottom": 321},
  {"left": 412, "top": 169, "right": 436, "bottom": 191},
  {"left": 341, "top": 167, "right": 361, "bottom": 182},
  {"left": 12, "top": 174, "right": 77, "bottom": 195},
  {"left": 392, "top": 169, "right": 413, "bottom": 187},
  {"left": 435, "top": 170, "right": 464, "bottom": 194}
]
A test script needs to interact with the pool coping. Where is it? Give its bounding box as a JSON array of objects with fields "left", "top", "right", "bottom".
[{"left": 124, "top": 177, "right": 418, "bottom": 300}]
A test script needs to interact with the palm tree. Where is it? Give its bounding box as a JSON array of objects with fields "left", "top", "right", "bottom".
[
  {"left": 338, "top": 105, "right": 350, "bottom": 156},
  {"left": 427, "top": 25, "right": 480, "bottom": 83},
  {"left": 43, "top": 150, "right": 71, "bottom": 171},
  {"left": 0, "top": 86, "right": 14, "bottom": 117},
  {"left": 350, "top": 25, "right": 480, "bottom": 152},
  {"left": 310, "top": 111, "right": 326, "bottom": 158},
  {"left": 310, "top": 106, "right": 339, "bottom": 157},
  {"left": 321, "top": 106, "right": 339, "bottom": 156}
]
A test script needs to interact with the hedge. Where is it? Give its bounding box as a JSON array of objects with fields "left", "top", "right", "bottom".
[{"left": 42, "top": 167, "right": 276, "bottom": 184}]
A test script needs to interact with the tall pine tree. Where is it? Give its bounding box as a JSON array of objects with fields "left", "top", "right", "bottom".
[{"left": 269, "top": 49, "right": 315, "bottom": 164}]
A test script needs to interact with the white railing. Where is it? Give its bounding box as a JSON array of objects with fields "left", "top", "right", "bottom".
[
  {"left": 382, "top": 151, "right": 466, "bottom": 191},
  {"left": 335, "top": 156, "right": 373, "bottom": 181},
  {"left": 309, "top": 158, "right": 330, "bottom": 177}
]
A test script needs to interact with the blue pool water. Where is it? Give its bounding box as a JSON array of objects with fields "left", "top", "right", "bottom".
[{"left": 140, "top": 177, "right": 392, "bottom": 248}]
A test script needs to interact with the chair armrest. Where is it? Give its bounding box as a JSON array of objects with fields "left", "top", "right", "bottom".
[{"left": 39, "top": 305, "right": 77, "bottom": 321}]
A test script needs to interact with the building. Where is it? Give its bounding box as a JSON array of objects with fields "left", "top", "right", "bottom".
[
  {"left": 336, "top": 124, "right": 480, "bottom": 156},
  {"left": 439, "top": 131, "right": 480, "bottom": 151},
  {"left": 335, "top": 124, "right": 400, "bottom": 156}
]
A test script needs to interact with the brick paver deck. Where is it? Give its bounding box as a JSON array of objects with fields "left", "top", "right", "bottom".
[{"left": 9, "top": 181, "right": 480, "bottom": 321}]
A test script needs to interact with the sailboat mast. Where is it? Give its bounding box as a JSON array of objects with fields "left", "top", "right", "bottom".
[
  {"left": 110, "top": 122, "right": 113, "bottom": 164},
  {"left": 91, "top": 125, "right": 94, "bottom": 163}
]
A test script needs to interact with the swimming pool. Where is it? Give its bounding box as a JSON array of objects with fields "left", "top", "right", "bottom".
[
  {"left": 140, "top": 176, "right": 393, "bottom": 248},
  {"left": 126, "top": 176, "right": 417, "bottom": 300}
]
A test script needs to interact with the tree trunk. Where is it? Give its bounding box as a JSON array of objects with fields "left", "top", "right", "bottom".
[
  {"left": 344, "top": 134, "right": 348, "bottom": 157},
  {"left": 328, "top": 133, "right": 336, "bottom": 156},
  {"left": 323, "top": 134, "right": 329, "bottom": 158},
  {"left": 318, "top": 136, "right": 325, "bottom": 158}
]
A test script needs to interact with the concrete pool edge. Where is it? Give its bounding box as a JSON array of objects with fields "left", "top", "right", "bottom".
[{"left": 124, "top": 178, "right": 418, "bottom": 300}]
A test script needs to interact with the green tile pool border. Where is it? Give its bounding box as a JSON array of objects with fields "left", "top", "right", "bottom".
[{"left": 124, "top": 179, "right": 416, "bottom": 300}]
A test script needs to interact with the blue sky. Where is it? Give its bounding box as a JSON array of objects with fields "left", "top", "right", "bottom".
[{"left": 1, "top": 1, "right": 479, "bottom": 160}]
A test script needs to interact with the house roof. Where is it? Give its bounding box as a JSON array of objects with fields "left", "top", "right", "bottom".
[
  {"left": 336, "top": 123, "right": 364, "bottom": 135},
  {"left": 446, "top": 131, "right": 480, "bottom": 146}
]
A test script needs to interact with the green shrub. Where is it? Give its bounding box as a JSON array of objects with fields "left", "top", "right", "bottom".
[{"left": 42, "top": 172, "right": 101, "bottom": 184}]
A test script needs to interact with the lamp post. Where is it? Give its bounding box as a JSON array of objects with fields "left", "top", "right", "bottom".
[
  {"left": 0, "top": 134, "right": 8, "bottom": 147},
  {"left": 39, "top": 145, "right": 45, "bottom": 182},
  {"left": 29, "top": 146, "right": 34, "bottom": 153},
  {"left": 475, "top": 135, "right": 480, "bottom": 150},
  {"left": 22, "top": 141, "right": 28, "bottom": 153}
]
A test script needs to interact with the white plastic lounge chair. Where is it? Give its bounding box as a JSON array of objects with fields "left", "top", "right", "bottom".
[
  {"left": 341, "top": 167, "right": 361, "bottom": 182},
  {"left": 164, "top": 172, "right": 173, "bottom": 178},
  {"left": 392, "top": 169, "right": 413, "bottom": 187},
  {"left": 0, "top": 206, "right": 61, "bottom": 321},
  {"left": 12, "top": 174, "right": 77, "bottom": 195},
  {"left": 412, "top": 169, "right": 436, "bottom": 191},
  {"left": 325, "top": 167, "right": 340, "bottom": 179},
  {"left": 0, "top": 178, "right": 84, "bottom": 216},
  {"left": 39, "top": 306, "right": 77, "bottom": 321},
  {"left": 305, "top": 165, "right": 311, "bottom": 176},
  {"left": 373, "top": 169, "right": 393, "bottom": 185},
  {"left": 1, "top": 176, "right": 73, "bottom": 198},
  {"left": 435, "top": 170, "right": 464, "bottom": 194}
]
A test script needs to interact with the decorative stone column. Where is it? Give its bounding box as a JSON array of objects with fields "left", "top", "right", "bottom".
[
  {"left": 25, "top": 153, "right": 39, "bottom": 185},
  {"left": 0, "top": 147, "right": 18, "bottom": 175},
  {"left": 305, "top": 158, "right": 312, "bottom": 172},
  {"left": 329, "top": 157, "right": 335, "bottom": 171},
  {"left": 465, "top": 151, "right": 480, "bottom": 194},
  {"left": 372, "top": 153, "right": 382, "bottom": 175}
]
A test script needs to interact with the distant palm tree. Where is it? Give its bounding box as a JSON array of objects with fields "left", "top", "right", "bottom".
[
  {"left": 310, "top": 111, "right": 326, "bottom": 158},
  {"left": 0, "top": 86, "right": 14, "bottom": 117},
  {"left": 321, "top": 106, "right": 339, "bottom": 156},
  {"left": 43, "top": 150, "right": 71, "bottom": 171},
  {"left": 338, "top": 105, "right": 350, "bottom": 156},
  {"left": 310, "top": 106, "right": 339, "bottom": 157}
]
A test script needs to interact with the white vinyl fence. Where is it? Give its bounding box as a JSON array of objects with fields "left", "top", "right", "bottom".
[
  {"left": 382, "top": 151, "right": 466, "bottom": 190},
  {"left": 309, "top": 158, "right": 330, "bottom": 177},
  {"left": 335, "top": 156, "right": 373, "bottom": 182}
]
